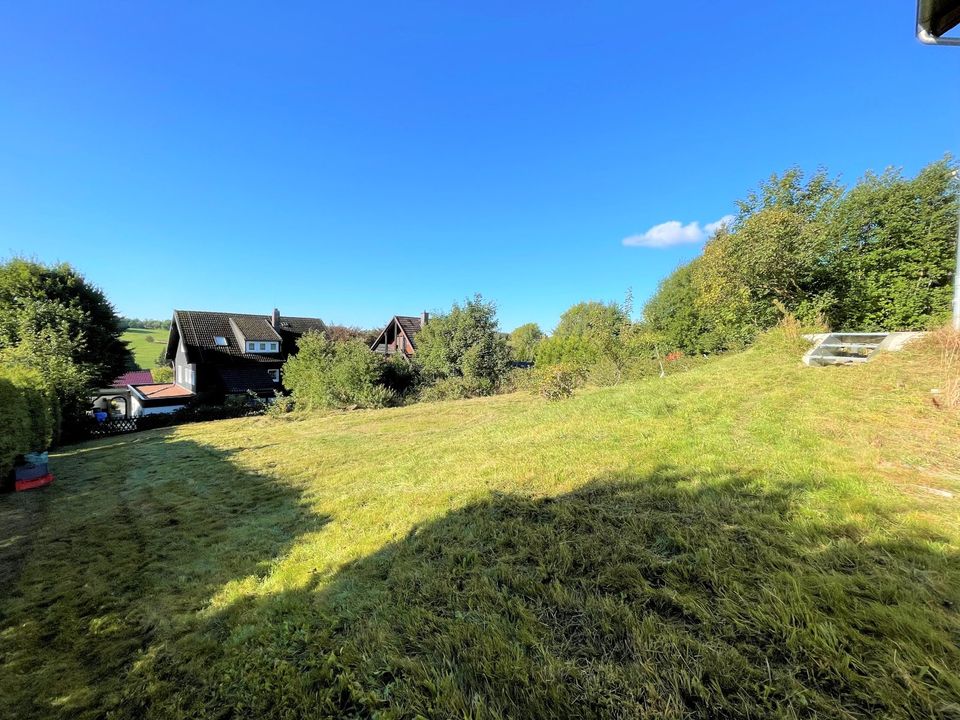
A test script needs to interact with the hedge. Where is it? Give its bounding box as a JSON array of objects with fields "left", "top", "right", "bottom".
[{"left": 0, "top": 365, "right": 57, "bottom": 479}]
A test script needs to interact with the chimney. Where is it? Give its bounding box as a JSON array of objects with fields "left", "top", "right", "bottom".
[
  {"left": 272, "top": 308, "right": 281, "bottom": 330},
  {"left": 420, "top": 311, "right": 429, "bottom": 328}
]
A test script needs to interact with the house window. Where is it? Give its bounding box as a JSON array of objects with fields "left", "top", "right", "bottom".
[
  {"left": 270, "top": 342, "right": 278, "bottom": 351},
  {"left": 259, "top": 342, "right": 266, "bottom": 351},
  {"left": 248, "top": 342, "right": 256, "bottom": 352},
  {"left": 267, "top": 369, "right": 280, "bottom": 383},
  {"left": 214, "top": 336, "right": 228, "bottom": 346}
]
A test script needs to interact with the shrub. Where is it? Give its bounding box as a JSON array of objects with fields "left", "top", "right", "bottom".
[
  {"left": 381, "top": 353, "right": 419, "bottom": 397},
  {"left": 418, "top": 377, "right": 491, "bottom": 403},
  {"left": 357, "top": 384, "right": 398, "bottom": 409},
  {"left": 499, "top": 366, "right": 537, "bottom": 393},
  {"left": 265, "top": 391, "right": 295, "bottom": 417},
  {"left": 508, "top": 323, "right": 544, "bottom": 362},
  {"left": 0, "top": 258, "right": 133, "bottom": 386},
  {"left": 534, "top": 363, "right": 585, "bottom": 401},
  {"left": 534, "top": 335, "right": 600, "bottom": 370},
  {"left": 151, "top": 365, "right": 173, "bottom": 383},
  {"left": 283, "top": 333, "right": 392, "bottom": 410},
  {"left": 0, "top": 365, "right": 56, "bottom": 478},
  {"left": 586, "top": 356, "right": 624, "bottom": 387},
  {"left": 415, "top": 295, "right": 511, "bottom": 390}
]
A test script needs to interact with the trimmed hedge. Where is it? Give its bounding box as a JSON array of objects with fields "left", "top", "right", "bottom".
[{"left": 0, "top": 365, "right": 57, "bottom": 479}]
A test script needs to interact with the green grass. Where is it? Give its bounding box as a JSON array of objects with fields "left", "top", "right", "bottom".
[
  {"left": 122, "top": 328, "right": 165, "bottom": 370},
  {"left": 2, "top": 330, "right": 958, "bottom": 718}
]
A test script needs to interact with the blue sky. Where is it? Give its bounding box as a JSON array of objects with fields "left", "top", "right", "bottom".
[{"left": 1, "top": 3, "right": 957, "bottom": 332}]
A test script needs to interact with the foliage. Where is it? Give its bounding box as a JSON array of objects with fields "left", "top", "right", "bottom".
[
  {"left": 324, "top": 324, "right": 379, "bottom": 344},
  {"left": 418, "top": 376, "right": 491, "bottom": 402},
  {"left": 0, "top": 364, "right": 57, "bottom": 478},
  {"left": 827, "top": 159, "right": 958, "bottom": 330},
  {"left": 499, "top": 366, "right": 537, "bottom": 393},
  {"left": 0, "top": 316, "right": 92, "bottom": 442},
  {"left": 4, "top": 334, "right": 959, "bottom": 718},
  {"left": 536, "top": 295, "right": 651, "bottom": 385},
  {"left": 641, "top": 262, "right": 713, "bottom": 354},
  {"left": 553, "top": 300, "right": 629, "bottom": 354},
  {"left": 118, "top": 318, "right": 171, "bottom": 330},
  {"left": 534, "top": 362, "right": 585, "bottom": 400},
  {"left": 151, "top": 365, "right": 173, "bottom": 383},
  {"left": 266, "top": 392, "right": 296, "bottom": 417},
  {"left": 381, "top": 352, "right": 419, "bottom": 397},
  {"left": 282, "top": 332, "right": 394, "bottom": 410},
  {"left": 0, "top": 258, "right": 133, "bottom": 385},
  {"left": 414, "top": 295, "right": 511, "bottom": 390},
  {"left": 643, "top": 157, "right": 959, "bottom": 352},
  {"left": 0, "top": 258, "right": 131, "bottom": 439},
  {"left": 734, "top": 166, "right": 843, "bottom": 221},
  {"left": 508, "top": 323, "right": 544, "bottom": 362},
  {"left": 533, "top": 334, "right": 601, "bottom": 369}
]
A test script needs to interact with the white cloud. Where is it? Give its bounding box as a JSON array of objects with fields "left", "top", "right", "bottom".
[{"left": 622, "top": 214, "right": 734, "bottom": 249}]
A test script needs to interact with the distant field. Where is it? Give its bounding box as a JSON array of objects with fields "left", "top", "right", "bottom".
[
  {"left": 1, "top": 328, "right": 958, "bottom": 718},
  {"left": 122, "top": 328, "right": 165, "bottom": 369}
]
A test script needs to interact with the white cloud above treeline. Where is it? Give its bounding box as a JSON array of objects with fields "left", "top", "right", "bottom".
[{"left": 622, "top": 214, "right": 734, "bottom": 248}]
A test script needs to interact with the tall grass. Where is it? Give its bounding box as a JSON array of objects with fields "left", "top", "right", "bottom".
[{"left": 931, "top": 325, "right": 960, "bottom": 409}]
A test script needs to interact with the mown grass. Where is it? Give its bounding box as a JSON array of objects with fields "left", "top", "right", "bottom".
[
  {"left": 1, "top": 329, "right": 958, "bottom": 718},
  {"left": 122, "top": 328, "right": 164, "bottom": 370}
]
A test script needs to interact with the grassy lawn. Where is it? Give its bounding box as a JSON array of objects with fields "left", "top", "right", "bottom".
[
  {"left": 122, "top": 328, "right": 165, "bottom": 370},
  {"left": 1, "top": 329, "right": 958, "bottom": 718}
]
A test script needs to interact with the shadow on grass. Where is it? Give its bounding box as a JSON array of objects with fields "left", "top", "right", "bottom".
[
  {"left": 0, "top": 429, "right": 331, "bottom": 719},
  {"left": 125, "top": 467, "right": 960, "bottom": 719},
  {"left": 3, "top": 454, "right": 959, "bottom": 719}
]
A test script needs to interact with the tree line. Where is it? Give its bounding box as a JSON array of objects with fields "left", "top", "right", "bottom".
[
  {"left": 118, "top": 317, "right": 172, "bottom": 330},
  {"left": 643, "top": 157, "right": 957, "bottom": 354}
]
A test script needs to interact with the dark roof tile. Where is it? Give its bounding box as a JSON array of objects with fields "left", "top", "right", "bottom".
[
  {"left": 112, "top": 370, "right": 155, "bottom": 387},
  {"left": 172, "top": 310, "right": 325, "bottom": 364}
]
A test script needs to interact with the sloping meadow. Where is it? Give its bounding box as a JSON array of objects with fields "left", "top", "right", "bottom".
[{"left": 1, "top": 328, "right": 958, "bottom": 719}]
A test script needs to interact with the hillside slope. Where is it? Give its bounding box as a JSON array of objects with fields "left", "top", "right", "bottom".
[
  {"left": 122, "top": 328, "right": 165, "bottom": 370},
  {"left": 1, "top": 330, "right": 958, "bottom": 719}
]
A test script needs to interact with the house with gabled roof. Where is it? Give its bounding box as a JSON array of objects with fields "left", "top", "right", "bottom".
[
  {"left": 370, "top": 312, "right": 429, "bottom": 358},
  {"left": 164, "top": 308, "right": 326, "bottom": 399}
]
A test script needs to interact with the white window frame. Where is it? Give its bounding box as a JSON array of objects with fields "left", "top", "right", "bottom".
[
  {"left": 267, "top": 369, "right": 280, "bottom": 383},
  {"left": 214, "top": 336, "right": 228, "bottom": 346}
]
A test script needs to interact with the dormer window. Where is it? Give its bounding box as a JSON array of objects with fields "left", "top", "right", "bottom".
[
  {"left": 214, "top": 336, "right": 228, "bottom": 346},
  {"left": 246, "top": 341, "right": 280, "bottom": 353}
]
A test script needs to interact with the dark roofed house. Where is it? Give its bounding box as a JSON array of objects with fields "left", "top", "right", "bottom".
[
  {"left": 370, "top": 312, "right": 428, "bottom": 358},
  {"left": 165, "top": 308, "right": 326, "bottom": 399}
]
